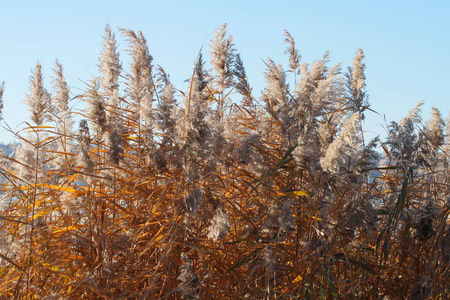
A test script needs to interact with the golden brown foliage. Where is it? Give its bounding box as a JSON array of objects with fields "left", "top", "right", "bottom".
[{"left": 0, "top": 25, "right": 449, "bottom": 299}]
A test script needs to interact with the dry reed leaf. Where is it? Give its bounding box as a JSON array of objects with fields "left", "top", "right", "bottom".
[{"left": 52, "top": 224, "right": 87, "bottom": 236}]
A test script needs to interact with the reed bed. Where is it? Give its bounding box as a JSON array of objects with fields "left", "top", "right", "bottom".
[{"left": 0, "top": 24, "right": 448, "bottom": 299}]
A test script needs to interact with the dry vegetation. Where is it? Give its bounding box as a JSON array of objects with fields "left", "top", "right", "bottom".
[{"left": 0, "top": 24, "right": 449, "bottom": 299}]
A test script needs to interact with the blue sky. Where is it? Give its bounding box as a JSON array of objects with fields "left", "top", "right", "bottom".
[{"left": 0, "top": 0, "right": 449, "bottom": 143}]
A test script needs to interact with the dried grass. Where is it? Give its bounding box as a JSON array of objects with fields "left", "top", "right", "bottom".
[{"left": 0, "top": 25, "right": 448, "bottom": 299}]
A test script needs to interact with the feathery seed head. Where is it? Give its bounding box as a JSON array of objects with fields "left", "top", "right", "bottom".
[
  {"left": 0, "top": 81, "right": 4, "bottom": 121},
  {"left": 86, "top": 79, "right": 107, "bottom": 138},
  {"left": 76, "top": 119, "right": 93, "bottom": 172},
  {"left": 425, "top": 107, "right": 445, "bottom": 149},
  {"left": 262, "top": 58, "right": 288, "bottom": 111},
  {"left": 194, "top": 53, "right": 209, "bottom": 94},
  {"left": 120, "top": 28, "right": 154, "bottom": 126},
  {"left": 14, "top": 136, "right": 39, "bottom": 184},
  {"left": 185, "top": 188, "right": 203, "bottom": 213},
  {"left": 156, "top": 66, "right": 177, "bottom": 143},
  {"left": 100, "top": 25, "right": 122, "bottom": 125},
  {"left": 233, "top": 54, "right": 253, "bottom": 106},
  {"left": 99, "top": 24, "right": 122, "bottom": 95},
  {"left": 350, "top": 48, "right": 366, "bottom": 93},
  {"left": 51, "top": 60, "right": 70, "bottom": 116},
  {"left": 209, "top": 23, "right": 235, "bottom": 93},
  {"left": 106, "top": 122, "right": 125, "bottom": 165},
  {"left": 236, "top": 133, "right": 260, "bottom": 165},
  {"left": 51, "top": 60, "right": 74, "bottom": 136},
  {"left": 207, "top": 208, "right": 231, "bottom": 241},
  {"left": 414, "top": 201, "right": 438, "bottom": 241},
  {"left": 320, "top": 112, "right": 361, "bottom": 174},
  {"left": 400, "top": 101, "right": 424, "bottom": 127},
  {"left": 178, "top": 253, "right": 200, "bottom": 299},
  {"left": 263, "top": 244, "right": 275, "bottom": 271},
  {"left": 343, "top": 196, "right": 378, "bottom": 234},
  {"left": 444, "top": 112, "right": 450, "bottom": 162},
  {"left": 284, "top": 30, "right": 301, "bottom": 71},
  {"left": 278, "top": 198, "right": 295, "bottom": 232},
  {"left": 385, "top": 101, "right": 424, "bottom": 168},
  {"left": 25, "top": 62, "right": 51, "bottom": 126}
]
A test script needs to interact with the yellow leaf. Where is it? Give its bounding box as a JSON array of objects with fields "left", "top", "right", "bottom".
[
  {"left": 19, "top": 183, "right": 78, "bottom": 194},
  {"left": 19, "top": 184, "right": 35, "bottom": 191},
  {"left": 293, "top": 189, "right": 310, "bottom": 196},
  {"left": 45, "top": 184, "right": 78, "bottom": 194},
  {"left": 44, "top": 150, "right": 77, "bottom": 156},
  {"left": 52, "top": 224, "right": 86, "bottom": 236},
  {"left": 24, "top": 125, "right": 54, "bottom": 130},
  {"left": 292, "top": 275, "right": 303, "bottom": 284},
  {"left": 278, "top": 189, "right": 310, "bottom": 197},
  {"left": 27, "top": 206, "right": 65, "bottom": 222},
  {"left": 63, "top": 254, "right": 84, "bottom": 261}
]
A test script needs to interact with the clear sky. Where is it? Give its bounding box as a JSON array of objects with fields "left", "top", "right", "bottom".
[{"left": 0, "top": 0, "right": 449, "bottom": 143}]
